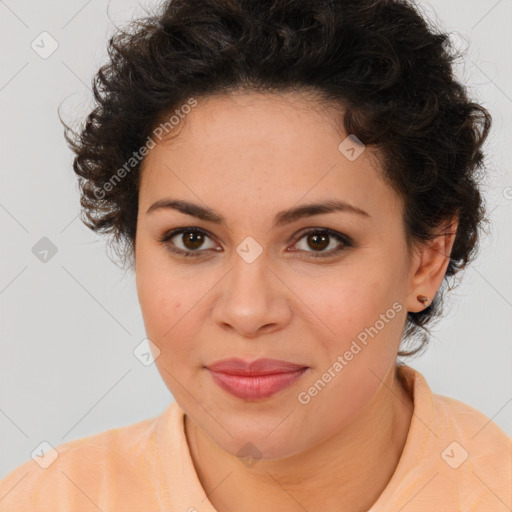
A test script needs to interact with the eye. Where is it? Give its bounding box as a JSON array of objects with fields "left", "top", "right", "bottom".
[
  {"left": 160, "top": 228, "right": 219, "bottom": 258},
  {"left": 159, "top": 227, "right": 352, "bottom": 260},
  {"left": 290, "top": 228, "right": 352, "bottom": 258}
]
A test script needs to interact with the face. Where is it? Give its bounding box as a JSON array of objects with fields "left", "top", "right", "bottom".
[{"left": 135, "top": 91, "right": 415, "bottom": 459}]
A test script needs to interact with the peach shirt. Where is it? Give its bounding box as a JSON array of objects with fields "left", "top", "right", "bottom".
[{"left": 1, "top": 365, "right": 510, "bottom": 511}]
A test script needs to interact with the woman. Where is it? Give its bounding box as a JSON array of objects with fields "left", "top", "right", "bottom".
[{"left": 1, "top": 0, "right": 510, "bottom": 510}]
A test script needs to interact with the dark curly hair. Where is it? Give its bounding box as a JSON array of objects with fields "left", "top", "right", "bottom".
[{"left": 61, "top": 0, "right": 492, "bottom": 357}]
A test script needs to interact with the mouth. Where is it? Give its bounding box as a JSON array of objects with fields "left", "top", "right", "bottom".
[{"left": 205, "top": 358, "right": 309, "bottom": 400}]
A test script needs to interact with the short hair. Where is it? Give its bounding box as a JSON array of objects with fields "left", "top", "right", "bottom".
[{"left": 61, "top": 0, "right": 492, "bottom": 357}]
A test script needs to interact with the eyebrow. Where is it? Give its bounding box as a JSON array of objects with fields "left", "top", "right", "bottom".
[{"left": 146, "top": 198, "right": 370, "bottom": 228}]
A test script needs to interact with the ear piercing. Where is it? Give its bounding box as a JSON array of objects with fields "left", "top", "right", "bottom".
[{"left": 417, "top": 294, "right": 432, "bottom": 308}]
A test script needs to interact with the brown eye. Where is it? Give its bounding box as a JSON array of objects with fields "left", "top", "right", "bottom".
[
  {"left": 160, "top": 228, "right": 218, "bottom": 257},
  {"left": 306, "top": 232, "right": 330, "bottom": 251},
  {"left": 160, "top": 227, "right": 352, "bottom": 260},
  {"left": 181, "top": 230, "right": 206, "bottom": 250},
  {"left": 292, "top": 229, "right": 352, "bottom": 258}
]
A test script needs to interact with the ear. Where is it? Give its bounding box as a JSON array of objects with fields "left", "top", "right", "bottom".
[{"left": 406, "top": 216, "right": 459, "bottom": 313}]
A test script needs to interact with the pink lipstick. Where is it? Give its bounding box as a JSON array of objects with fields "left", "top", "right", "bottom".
[{"left": 206, "top": 358, "right": 308, "bottom": 400}]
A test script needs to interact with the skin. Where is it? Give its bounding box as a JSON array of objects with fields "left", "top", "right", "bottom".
[{"left": 134, "top": 90, "right": 457, "bottom": 512}]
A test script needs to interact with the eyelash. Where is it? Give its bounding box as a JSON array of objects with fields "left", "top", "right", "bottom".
[{"left": 159, "top": 227, "right": 353, "bottom": 260}]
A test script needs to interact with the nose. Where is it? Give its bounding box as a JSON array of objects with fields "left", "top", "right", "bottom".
[{"left": 211, "top": 252, "right": 292, "bottom": 338}]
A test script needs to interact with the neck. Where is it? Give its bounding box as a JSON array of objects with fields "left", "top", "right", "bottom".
[{"left": 184, "top": 364, "right": 413, "bottom": 512}]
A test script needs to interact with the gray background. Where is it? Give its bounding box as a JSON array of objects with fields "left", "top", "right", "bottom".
[{"left": 1, "top": 0, "right": 511, "bottom": 479}]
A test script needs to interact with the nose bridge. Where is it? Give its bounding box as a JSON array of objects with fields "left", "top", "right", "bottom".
[
  {"left": 228, "top": 244, "right": 272, "bottom": 305},
  {"left": 213, "top": 242, "right": 290, "bottom": 336}
]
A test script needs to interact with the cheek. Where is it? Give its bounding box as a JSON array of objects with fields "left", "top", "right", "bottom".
[
  {"left": 136, "top": 257, "right": 185, "bottom": 343},
  {"left": 307, "top": 270, "right": 405, "bottom": 392},
  {"left": 310, "top": 270, "right": 396, "bottom": 344},
  {"left": 139, "top": 287, "right": 186, "bottom": 345},
  {"left": 135, "top": 260, "right": 213, "bottom": 376},
  {"left": 136, "top": 273, "right": 198, "bottom": 396},
  {"left": 296, "top": 295, "right": 402, "bottom": 435},
  {"left": 136, "top": 240, "right": 187, "bottom": 332}
]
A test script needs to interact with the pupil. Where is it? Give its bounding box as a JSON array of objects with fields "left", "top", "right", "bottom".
[
  {"left": 185, "top": 231, "right": 203, "bottom": 250},
  {"left": 309, "top": 233, "right": 328, "bottom": 251}
]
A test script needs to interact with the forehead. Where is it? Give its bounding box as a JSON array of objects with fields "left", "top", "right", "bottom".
[{"left": 139, "top": 91, "right": 402, "bottom": 224}]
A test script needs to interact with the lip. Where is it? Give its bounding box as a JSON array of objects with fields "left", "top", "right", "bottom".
[{"left": 206, "top": 358, "right": 309, "bottom": 400}]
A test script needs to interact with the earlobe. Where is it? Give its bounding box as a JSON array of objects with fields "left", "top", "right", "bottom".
[
  {"left": 416, "top": 294, "right": 432, "bottom": 308},
  {"left": 406, "top": 217, "right": 458, "bottom": 313}
]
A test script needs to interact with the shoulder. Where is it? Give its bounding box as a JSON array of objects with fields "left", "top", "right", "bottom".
[
  {"left": 432, "top": 391, "right": 512, "bottom": 466},
  {"left": 401, "top": 365, "right": 512, "bottom": 509},
  {"left": 432, "top": 392, "right": 512, "bottom": 508},
  {"left": 400, "top": 364, "right": 511, "bottom": 456},
  {"left": 0, "top": 403, "right": 178, "bottom": 511}
]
